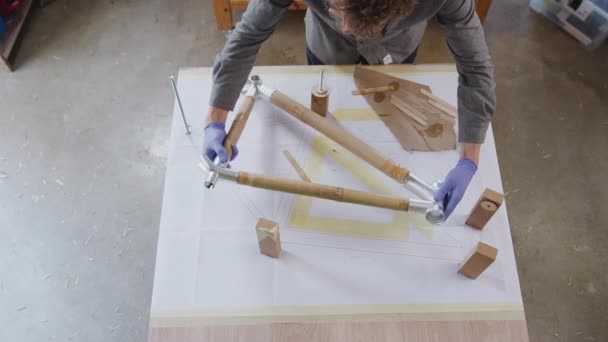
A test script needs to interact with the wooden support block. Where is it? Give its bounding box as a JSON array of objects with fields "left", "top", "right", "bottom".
[
  {"left": 458, "top": 242, "right": 498, "bottom": 279},
  {"left": 311, "top": 85, "right": 329, "bottom": 117},
  {"left": 465, "top": 188, "right": 504, "bottom": 229},
  {"left": 352, "top": 82, "right": 399, "bottom": 95},
  {"left": 390, "top": 95, "right": 428, "bottom": 126},
  {"left": 256, "top": 218, "right": 281, "bottom": 258}
]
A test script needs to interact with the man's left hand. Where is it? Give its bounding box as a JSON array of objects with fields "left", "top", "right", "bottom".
[{"left": 434, "top": 158, "right": 477, "bottom": 219}]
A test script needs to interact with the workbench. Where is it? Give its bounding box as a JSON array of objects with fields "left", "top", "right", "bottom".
[
  {"left": 148, "top": 65, "right": 529, "bottom": 342},
  {"left": 212, "top": 0, "right": 493, "bottom": 30}
]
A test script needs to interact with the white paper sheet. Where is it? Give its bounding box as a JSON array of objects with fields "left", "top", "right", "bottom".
[{"left": 151, "top": 66, "right": 523, "bottom": 316}]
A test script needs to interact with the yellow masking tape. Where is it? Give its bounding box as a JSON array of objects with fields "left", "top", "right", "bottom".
[
  {"left": 331, "top": 108, "right": 380, "bottom": 121},
  {"left": 288, "top": 135, "right": 432, "bottom": 240}
]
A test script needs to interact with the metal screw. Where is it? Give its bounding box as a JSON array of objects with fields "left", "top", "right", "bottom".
[{"left": 319, "top": 69, "right": 325, "bottom": 92}]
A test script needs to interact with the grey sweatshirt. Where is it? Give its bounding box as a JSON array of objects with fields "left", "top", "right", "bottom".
[{"left": 210, "top": 0, "right": 496, "bottom": 143}]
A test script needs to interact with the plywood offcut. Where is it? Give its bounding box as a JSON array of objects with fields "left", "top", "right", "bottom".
[{"left": 353, "top": 66, "right": 456, "bottom": 151}]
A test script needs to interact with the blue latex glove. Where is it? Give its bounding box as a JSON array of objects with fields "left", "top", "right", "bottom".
[
  {"left": 433, "top": 158, "right": 477, "bottom": 219},
  {"left": 203, "top": 122, "right": 238, "bottom": 163}
]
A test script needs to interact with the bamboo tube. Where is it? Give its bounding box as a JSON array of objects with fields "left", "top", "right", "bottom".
[
  {"left": 223, "top": 96, "right": 255, "bottom": 159},
  {"left": 237, "top": 171, "right": 410, "bottom": 211},
  {"left": 269, "top": 91, "right": 410, "bottom": 183}
]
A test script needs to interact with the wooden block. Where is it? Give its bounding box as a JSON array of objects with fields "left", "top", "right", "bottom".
[
  {"left": 465, "top": 188, "right": 504, "bottom": 229},
  {"left": 458, "top": 242, "right": 498, "bottom": 279},
  {"left": 256, "top": 218, "right": 281, "bottom": 258},
  {"left": 311, "top": 85, "right": 329, "bottom": 117}
]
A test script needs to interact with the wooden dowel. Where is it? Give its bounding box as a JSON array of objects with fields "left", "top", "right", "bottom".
[
  {"left": 428, "top": 99, "right": 457, "bottom": 118},
  {"left": 282, "top": 149, "right": 311, "bottom": 182},
  {"left": 390, "top": 95, "right": 428, "bottom": 126},
  {"left": 311, "top": 85, "right": 329, "bottom": 117},
  {"left": 223, "top": 96, "right": 255, "bottom": 159},
  {"left": 420, "top": 89, "right": 457, "bottom": 118},
  {"left": 269, "top": 90, "right": 410, "bottom": 183},
  {"left": 237, "top": 171, "right": 410, "bottom": 211},
  {"left": 352, "top": 83, "right": 399, "bottom": 95}
]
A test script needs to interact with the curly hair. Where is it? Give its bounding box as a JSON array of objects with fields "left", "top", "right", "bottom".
[{"left": 327, "top": 0, "right": 417, "bottom": 38}]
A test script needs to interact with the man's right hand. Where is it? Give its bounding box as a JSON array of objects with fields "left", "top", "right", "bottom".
[{"left": 203, "top": 122, "right": 238, "bottom": 163}]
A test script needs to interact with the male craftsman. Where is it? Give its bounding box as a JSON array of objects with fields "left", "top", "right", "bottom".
[{"left": 203, "top": 0, "right": 495, "bottom": 220}]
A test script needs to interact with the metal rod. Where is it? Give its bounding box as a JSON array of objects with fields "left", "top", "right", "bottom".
[
  {"left": 319, "top": 69, "right": 325, "bottom": 92},
  {"left": 200, "top": 156, "right": 238, "bottom": 182},
  {"left": 257, "top": 84, "right": 275, "bottom": 98},
  {"left": 408, "top": 173, "right": 438, "bottom": 195},
  {"left": 169, "top": 73, "right": 191, "bottom": 135}
]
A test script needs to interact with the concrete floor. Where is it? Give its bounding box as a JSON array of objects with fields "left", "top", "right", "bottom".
[{"left": 0, "top": 0, "right": 606, "bottom": 341}]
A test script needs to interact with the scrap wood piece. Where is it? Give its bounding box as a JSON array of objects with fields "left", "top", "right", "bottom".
[
  {"left": 256, "top": 218, "right": 281, "bottom": 258},
  {"left": 465, "top": 188, "right": 504, "bottom": 230},
  {"left": 458, "top": 242, "right": 498, "bottom": 279},
  {"left": 353, "top": 66, "right": 456, "bottom": 151},
  {"left": 420, "top": 89, "right": 458, "bottom": 117},
  {"left": 428, "top": 99, "right": 457, "bottom": 119},
  {"left": 352, "top": 82, "right": 399, "bottom": 95},
  {"left": 390, "top": 95, "right": 428, "bottom": 126},
  {"left": 282, "top": 149, "right": 311, "bottom": 182}
]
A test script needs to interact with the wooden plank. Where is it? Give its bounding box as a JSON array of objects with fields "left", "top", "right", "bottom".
[
  {"left": 0, "top": 0, "right": 33, "bottom": 71},
  {"left": 212, "top": 0, "right": 233, "bottom": 30},
  {"left": 150, "top": 320, "right": 530, "bottom": 342},
  {"left": 231, "top": 0, "right": 307, "bottom": 10}
]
